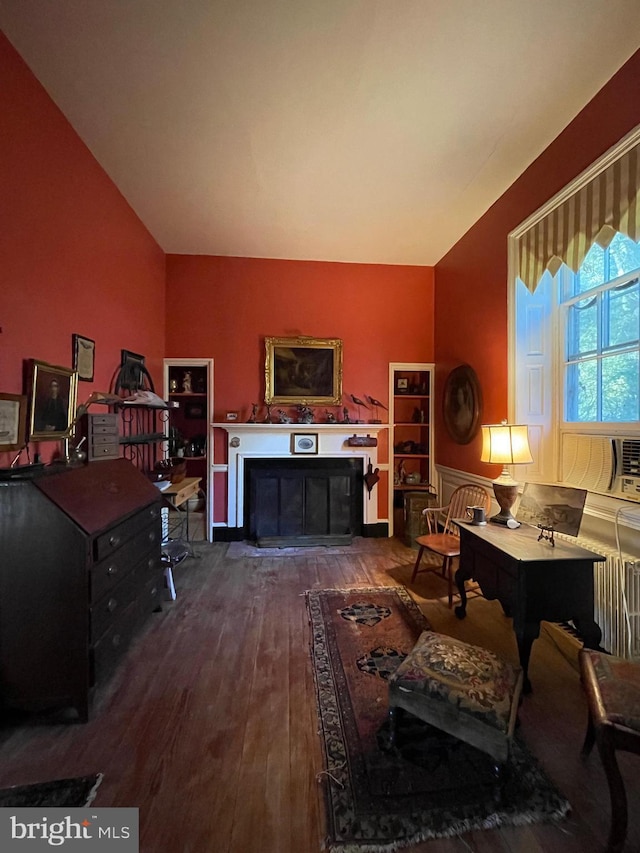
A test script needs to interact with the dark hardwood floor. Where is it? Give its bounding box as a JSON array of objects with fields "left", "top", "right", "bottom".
[{"left": 0, "top": 537, "right": 637, "bottom": 852}]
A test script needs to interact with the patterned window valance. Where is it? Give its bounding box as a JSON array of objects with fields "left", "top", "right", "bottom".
[{"left": 517, "top": 138, "right": 640, "bottom": 293}]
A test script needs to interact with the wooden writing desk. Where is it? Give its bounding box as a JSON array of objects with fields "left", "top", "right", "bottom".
[
  {"left": 163, "top": 477, "right": 201, "bottom": 540},
  {"left": 454, "top": 520, "right": 605, "bottom": 692}
]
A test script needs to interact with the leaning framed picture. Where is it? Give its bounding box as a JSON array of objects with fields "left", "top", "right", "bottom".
[
  {"left": 72, "top": 333, "right": 95, "bottom": 382},
  {"left": 442, "top": 364, "right": 482, "bottom": 445},
  {"left": 27, "top": 360, "right": 78, "bottom": 441},
  {"left": 0, "top": 393, "right": 27, "bottom": 451},
  {"left": 264, "top": 335, "right": 343, "bottom": 405},
  {"left": 517, "top": 483, "right": 587, "bottom": 536}
]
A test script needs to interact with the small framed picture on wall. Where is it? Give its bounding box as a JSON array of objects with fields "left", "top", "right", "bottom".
[
  {"left": 72, "top": 334, "right": 95, "bottom": 382},
  {"left": 0, "top": 393, "right": 27, "bottom": 451},
  {"left": 291, "top": 433, "right": 318, "bottom": 455}
]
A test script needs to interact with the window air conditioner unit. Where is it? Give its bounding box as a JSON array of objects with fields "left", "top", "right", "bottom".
[
  {"left": 560, "top": 434, "right": 640, "bottom": 502},
  {"left": 612, "top": 437, "right": 640, "bottom": 501}
]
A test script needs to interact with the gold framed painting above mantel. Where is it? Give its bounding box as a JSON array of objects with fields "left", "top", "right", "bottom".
[{"left": 264, "top": 336, "right": 343, "bottom": 406}]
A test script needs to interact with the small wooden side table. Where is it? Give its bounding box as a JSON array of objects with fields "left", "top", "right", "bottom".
[
  {"left": 163, "top": 476, "right": 202, "bottom": 541},
  {"left": 403, "top": 489, "right": 438, "bottom": 547}
]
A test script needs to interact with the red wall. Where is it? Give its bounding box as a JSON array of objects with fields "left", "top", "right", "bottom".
[
  {"left": 165, "top": 255, "right": 435, "bottom": 521},
  {"left": 0, "top": 33, "right": 165, "bottom": 466},
  {"left": 7, "top": 17, "right": 636, "bottom": 511},
  {"left": 434, "top": 48, "right": 640, "bottom": 479}
]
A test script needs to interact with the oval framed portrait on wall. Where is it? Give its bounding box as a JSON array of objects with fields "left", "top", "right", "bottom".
[{"left": 442, "top": 364, "right": 482, "bottom": 445}]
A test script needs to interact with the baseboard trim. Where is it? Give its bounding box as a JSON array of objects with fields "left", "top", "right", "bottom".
[
  {"left": 215, "top": 523, "right": 388, "bottom": 542},
  {"left": 212, "top": 527, "right": 245, "bottom": 542},
  {"left": 362, "top": 522, "right": 389, "bottom": 538}
]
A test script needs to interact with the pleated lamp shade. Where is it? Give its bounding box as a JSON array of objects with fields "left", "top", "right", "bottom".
[{"left": 481, "top": 422, "right": 532, "bottom": 525}]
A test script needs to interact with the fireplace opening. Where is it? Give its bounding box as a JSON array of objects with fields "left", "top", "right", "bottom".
[{"left": 244, "top": 457, "right": 364, "bottom": 547}]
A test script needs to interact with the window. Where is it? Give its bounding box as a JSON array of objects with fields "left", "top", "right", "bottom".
[
  {"left": 563, "top": 233, "right": 640, "bottom": 423},
  {"left": 509, "top": 127, "right": 640, "bottom": 488}
]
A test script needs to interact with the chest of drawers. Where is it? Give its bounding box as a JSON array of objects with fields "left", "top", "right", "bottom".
[
  {"left": 82, "top": 412, "right": 120, "bottom": 461},
  {"left": 0, "top": 459, "right": 163, "bottom": 721}
]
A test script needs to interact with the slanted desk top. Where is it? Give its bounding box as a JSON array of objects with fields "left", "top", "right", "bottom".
[{"left": 0, "top": 459, "right": 163, "bottom": 720}]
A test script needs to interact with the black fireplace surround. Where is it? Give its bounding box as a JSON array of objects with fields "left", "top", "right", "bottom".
[{"left": 244, "top": 457, "right": 364, "bottom": 547}]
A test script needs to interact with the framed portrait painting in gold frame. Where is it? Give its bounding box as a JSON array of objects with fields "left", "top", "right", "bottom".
[{"left": 27, "top": 360, "right": 78, "bottom": 441}]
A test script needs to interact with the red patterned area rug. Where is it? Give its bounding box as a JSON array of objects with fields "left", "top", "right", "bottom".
[{"left": 306, "top": 587, "right": 570, "bottom": 852}]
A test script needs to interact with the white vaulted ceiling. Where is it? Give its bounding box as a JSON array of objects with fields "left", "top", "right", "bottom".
[{"left": 2, "top": 0, "right": 640, "bottom": 266}]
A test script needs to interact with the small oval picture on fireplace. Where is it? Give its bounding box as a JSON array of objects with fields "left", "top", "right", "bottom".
[{"left": 291, "top": 432, "right": 318, "bottom": 454}]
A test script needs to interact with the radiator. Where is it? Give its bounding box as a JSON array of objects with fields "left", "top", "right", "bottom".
[{"left": 555, "top": 532, "right": 640, "bottom": 660}]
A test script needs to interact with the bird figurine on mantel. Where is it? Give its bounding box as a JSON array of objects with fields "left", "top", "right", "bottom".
[
  {"left": 350, "top": 394, "right": 369, "bottom": 423},
  {"left": 366, "top": 395, "right": 388, "bottom": 423}
]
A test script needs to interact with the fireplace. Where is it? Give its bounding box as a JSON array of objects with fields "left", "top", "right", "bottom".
[
  {"left": 245, "top": 457, "right": 362, "bottom": 546},
  {"left": 212, "top": 422, "right": 388, "bottom": 543}
]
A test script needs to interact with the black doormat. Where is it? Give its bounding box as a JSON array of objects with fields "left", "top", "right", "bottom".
[
  {"left": 0, "top": 774, "right": 103, "bottom": 808},
  {"left": 306, "top": 587, "right": 570, "bottom": 852}
]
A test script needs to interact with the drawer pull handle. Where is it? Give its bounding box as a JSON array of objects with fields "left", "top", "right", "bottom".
[
  {"left": 107, "top": 565, "right": 118, "bottom": 576},
  {"left": 109, "top": 535, "right": 121, "bottom": 548},
  {"left": 150, "top": 507, "right": 159, "bottom": 519},
  {"left": 107, "top": 598, "right": 118, "bottom": 613},
  {"left": 150, "top": 586, "right": 158, "bottom": 596},
  {"left": 112, "top": 634, "right": 121, "bottom": 648},
  {"left": 148, "top": 531, "right": 156, "bottom": 542},
  {"left": 148, "top": 557, "right": 155, "bottom": 570}
]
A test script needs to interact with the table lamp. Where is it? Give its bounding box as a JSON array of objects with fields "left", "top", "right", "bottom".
[{"left": 481, "top": 420, "right": 532, "bottom": 526}]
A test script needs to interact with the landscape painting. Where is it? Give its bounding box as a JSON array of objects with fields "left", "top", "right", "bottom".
[{"left": 517, "top": 483, "right": 587, "bottom": 536}]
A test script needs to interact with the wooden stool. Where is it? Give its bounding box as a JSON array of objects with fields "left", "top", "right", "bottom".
[
  {"left": 388, "top": 631, "right": 523, "bottom": 780},
  {"left": 579, "top": 648, "right": 640, "bottom": 853}
]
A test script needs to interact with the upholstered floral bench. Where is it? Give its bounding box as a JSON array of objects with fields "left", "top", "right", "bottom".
[
  {"left": 387, "top": 631, "right": 523, "bottom": 778},
  {"left": 580, "top": 648, "right": 640, "bottom": 853}
]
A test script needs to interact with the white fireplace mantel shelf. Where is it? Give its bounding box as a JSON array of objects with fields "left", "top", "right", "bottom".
[
  {"left": 212, "top": 422, "right": 388, "bottom": 433},
  {"left": 211, "top": 422, "right": 388, "bottom": 529}
]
